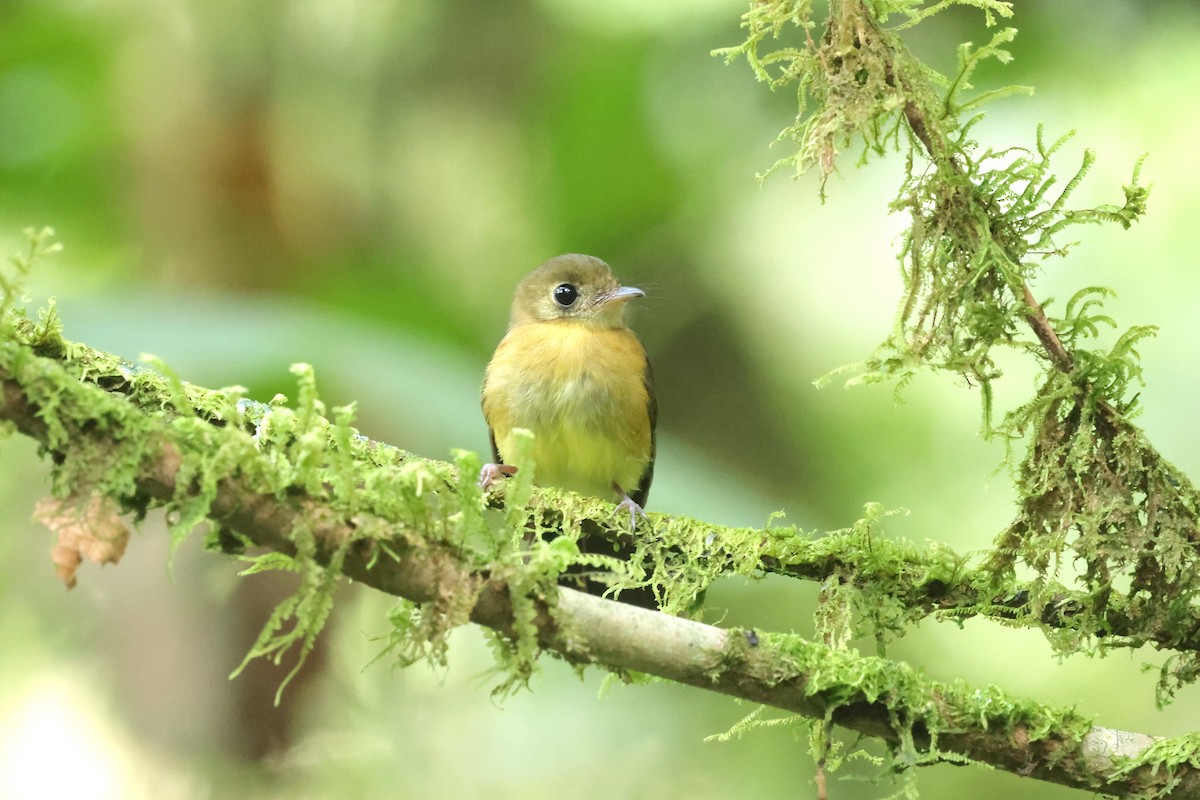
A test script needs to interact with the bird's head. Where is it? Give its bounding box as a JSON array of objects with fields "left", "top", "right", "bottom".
[{"left": 509, "top": 254, "right": 644, "bottom": 328}]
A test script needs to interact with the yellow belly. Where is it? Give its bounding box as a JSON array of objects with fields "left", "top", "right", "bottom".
[{"left": 483, "top": 321, "right": 652, "bottom": 500}]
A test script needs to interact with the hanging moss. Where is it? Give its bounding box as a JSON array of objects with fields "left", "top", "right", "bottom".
[{"left": 715, "top": 0, "right": 1200, "bottom": 711}]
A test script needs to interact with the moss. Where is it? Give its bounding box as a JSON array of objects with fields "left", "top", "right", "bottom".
[
  {"left": 715, "top": 0, "right": 1200, "bottom": 707},
  {"left": 711, "top": 629, "right": 1095, "bottom": 788},
  {"left": 0, "top": 1, "right": 1193, "bottom": 781},
  {"left": 0, "top": 231, "right": 513, "bottom": 694},
  {"left": 1, "top": 257, "right": 1011, "bottom": 717},
  {"left": 2, "top": 219, "right": 1194, "bottom": 794},
  {"left": 1109, "top": 733, "right": 1200, "bottom": 799}
]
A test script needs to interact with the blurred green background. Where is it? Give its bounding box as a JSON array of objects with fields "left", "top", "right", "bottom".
[{"left": 2, "top": 1, "right": 1199, "bottom": 798}]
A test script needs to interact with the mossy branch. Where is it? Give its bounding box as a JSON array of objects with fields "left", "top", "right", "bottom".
[
  {"left": 5, "top": 3, "right": 1198, "bottom": 793},
  {"left": 1, "top": 324, "right": 1198, "bottom": 798},
  {"left": 718, "top": 0, "right": 1200, "bottom": 704}
]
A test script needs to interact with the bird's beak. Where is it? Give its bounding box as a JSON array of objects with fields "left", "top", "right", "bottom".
[{"left": 599, "top": 285, "right": 645, "bottom": 305}]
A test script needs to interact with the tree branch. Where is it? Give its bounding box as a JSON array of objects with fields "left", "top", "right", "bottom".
[{"left": 1, "top": 328, "right": 1197, "bottom": 796}]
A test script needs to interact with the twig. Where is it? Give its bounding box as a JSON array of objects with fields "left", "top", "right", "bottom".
[{"left": 890, "top": 71, "right": 1076, "bottom": 378}]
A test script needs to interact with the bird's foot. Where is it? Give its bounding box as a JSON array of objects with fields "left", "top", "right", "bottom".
[
  {"left": 610, "top": 486, "right": 650, "bottom": 531},
  {"left": 478, "top": 463, "right": 518, "bottom": 490}
]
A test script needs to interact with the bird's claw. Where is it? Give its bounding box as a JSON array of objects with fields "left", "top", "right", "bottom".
[
  {"left": 478, "top": 462, "right": 518, "bottom": 490},
  {"left": 611, "top": 495, "right": 650, "bottom": 531}
]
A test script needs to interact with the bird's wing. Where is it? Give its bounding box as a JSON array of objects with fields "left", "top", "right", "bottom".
[
  {"left": 630, "top": 352, "right": 657, "bottom": 508},
  {"left": 488, "top": 425, "right": 502, "bottom": 465}
]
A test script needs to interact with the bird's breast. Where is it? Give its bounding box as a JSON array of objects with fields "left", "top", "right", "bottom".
[{"left": 483, "top": 321, "right": 652, "bottom": 497}]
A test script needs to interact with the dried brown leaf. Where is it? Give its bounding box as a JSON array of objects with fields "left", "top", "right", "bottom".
[{"left": 34, "top": 494, "right": 131, "bottom": 589}]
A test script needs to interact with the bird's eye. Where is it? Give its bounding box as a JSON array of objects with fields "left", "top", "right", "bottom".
[{"left": 553, "top": 283, "right": 579, "bottom": 307}]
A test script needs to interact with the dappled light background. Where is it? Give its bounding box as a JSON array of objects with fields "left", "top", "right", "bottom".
[{"left": 2, "top": 1, "right": 1199, "bottom": 798}]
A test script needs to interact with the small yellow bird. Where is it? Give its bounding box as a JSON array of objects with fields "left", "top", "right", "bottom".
[{"left": 480, "top": 254, "right": 656, "bottom": 526}]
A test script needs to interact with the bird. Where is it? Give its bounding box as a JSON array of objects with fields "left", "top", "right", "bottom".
[{"left": 479, "top": 254, "right": 656, "bottom": 527}]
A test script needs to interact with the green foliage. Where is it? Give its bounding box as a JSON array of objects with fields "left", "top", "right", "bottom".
[
  {"left": 709, "top": 3, "right": 1200, "bottom": 793},
  {"left": 759, "top": 627, "right": 1091, "bottom": 784},
  {"left": 6, "top": 225, "right": 1200, "bottom": 794},
  {"left": 2, "top": 227, "right": 61, "bottom": 319},
  {"left": 810, "top": 504, "right": 915, "bottom": 652},
  {"left": 705, "top": 704, "right": 806, "bottom": 743},
  {"left": 230, "top": 534, "right": 345, "bottom": 704},
  {"left": 371, "top": 598, "right": 456, "bottom": 675},
  {"left": 718, "top": 0, "right": 1200, "bottom": 724},
  {"left": 0, "top": 232, "right": 529, "bottom": 697},
  {"left": 0, "top": 231, "right": 716, "bottom": 700},
  {"left": 708, "top": 705, "right": 898, "bottom": 795},
  {"left": 1110, "top": 732, "right": 1200, "bottom": 800},
  {"left": 994, "top": 393, "right": 1200, "bottom": 699},
  {"left": 712, "top": 1, "right": 1018, "bottom": 191},
  {"left": 4, "top": 0, "right": 1200, "bottom": 789},
  {"left": 714, "top": 0, "right": 906, "bottom": 190},
  {"left": 702, "top": 634, "right": 1071, "bottom": 797}
]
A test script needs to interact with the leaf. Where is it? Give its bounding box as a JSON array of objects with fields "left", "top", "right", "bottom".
[{"left": 34, "top": 493, "right": 131, "bottom": 589}]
